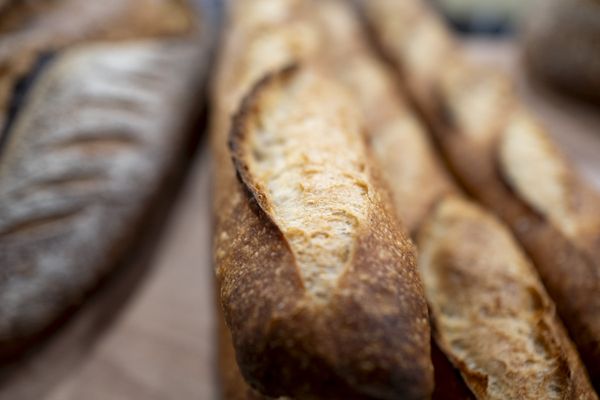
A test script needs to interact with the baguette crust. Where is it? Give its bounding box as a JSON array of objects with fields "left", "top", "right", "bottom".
[
  {"left": 362, "top": 0, "right": 600, "bottom": 390},
  {"left": 213, "top": 2, "right": 433, "bottom": 398},
  {"left": 217, "top": 65, "right": 432, "bottom": 400},
  {"left": 420, "top": 196, "right": 595, "bottom": 399},
  {"left": 0, "top": 1, "right": 208, "bottom": 358}
]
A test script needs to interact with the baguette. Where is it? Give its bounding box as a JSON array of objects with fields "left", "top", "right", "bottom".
[
  {"left": 212, "top": 3, "right": 433, "bottom": 396},
  {"left": 313, "top": 1, "right": 596, "bottom": 398},
  {"left": 420, "top": 196, "right": 596, "bottom": 400},
  {"left": 0, "top": 0, "right": 209, "bottom": 358},
  {"left": 213, "top": 3, "right": 440, "bottom": 398},
  {"left": 361, "top": 0, "right": 600, "bottom": 390},
  {"left": 216, "top": 64, "right": 432, "bottom": 400}
]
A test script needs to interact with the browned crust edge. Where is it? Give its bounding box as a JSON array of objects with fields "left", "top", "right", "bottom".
[{"left": 229, "top": 63, "right": 300, "bottom": 226}]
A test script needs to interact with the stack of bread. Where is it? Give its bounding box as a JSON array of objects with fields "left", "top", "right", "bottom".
[
  {"left": 213, "top": 0, "right": 600, "bottom": 399},
  {"left": 0, "top": 0, "right": 598, "bottom": 398}
]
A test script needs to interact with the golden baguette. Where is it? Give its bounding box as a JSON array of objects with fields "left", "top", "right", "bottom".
[
  {"left": 361, "top": 0, "right": 600, "bottom": 391},
  {"left": 211, "top": 1, "right": 433, "bottom": 398}
]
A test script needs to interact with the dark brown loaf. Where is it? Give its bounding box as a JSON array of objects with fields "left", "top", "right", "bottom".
[
  {"left": 213, "top": 3, "right": 439, "bottom": 398},
  {"left": 361, "top": 0, "right": 600, "bottom": 392},
  {"left": 0, "top": 0, "right": 209, "bottom": 358}
]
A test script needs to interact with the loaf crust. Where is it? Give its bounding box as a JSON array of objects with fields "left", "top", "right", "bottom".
[
  {"left": 212, "top": 2, "right": 434, "bottom": 398},
  {"left": 0, "top": 0, "right": 209, "bottom": 358},
  {"left": 420, "top": 196, "right": 596, "bottom": 399},
  {"left": 362, "top": 0, "right": 600, "bottom": 391}
]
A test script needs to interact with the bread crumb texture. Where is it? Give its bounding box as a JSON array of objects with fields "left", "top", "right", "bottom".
[{"left": 237, "top": 69, "right": 370, "bottom": 302}]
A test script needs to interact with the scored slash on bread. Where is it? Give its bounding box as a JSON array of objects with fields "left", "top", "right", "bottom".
[
  {"left": 217, "top": 64, "right": 433, "bottom": 400},
  {"left": 419, "top": 196, "right": 595, "bottom": 400},
  {"left": 361, "top": 0, "right": 600, "bottom": 392},
  {"left": 229, "top": 65, "right": 372, "bottom": 303}
]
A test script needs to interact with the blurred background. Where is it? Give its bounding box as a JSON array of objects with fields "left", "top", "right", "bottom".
[{"left": 433, "top": 0, "right": 526, "bottom": 34}]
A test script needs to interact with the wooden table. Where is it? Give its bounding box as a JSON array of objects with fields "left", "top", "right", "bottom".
[{"left": 5, "top": 39, "right": 600, "bottom": 400}]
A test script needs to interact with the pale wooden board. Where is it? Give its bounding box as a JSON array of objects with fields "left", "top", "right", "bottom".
[{"left": 2, "top": 40, "right": 596, "bottom": 400}]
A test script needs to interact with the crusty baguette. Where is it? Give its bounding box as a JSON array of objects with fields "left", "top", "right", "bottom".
[
  {"left": 213, "top": 2, "right": 441, "bottom": 398},
  {"left": 420, "top": 196, "right": 596, "bottom": 400},
  {"left": 0, "top": 0, "right": 209, "bottom": 358},
  {"left": 361, "top": 0, "right": 600, "bottom": 390},
  {"left": 212, "top": 3, "right": 433, "bottom": 396},
  {"left": 216, "top": 64, "right": 432, "bottom": 400}
]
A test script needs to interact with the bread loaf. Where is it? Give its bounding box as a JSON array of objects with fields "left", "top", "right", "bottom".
[
  {"left": 216, "top": 64, "right": 432, "bottom": 400},
  {"left": 361, "top": 0, "right": 600, "bottom": 391},
  {"left": 0, "top": 0, "right": 210, "bottom": 358},
  {"left": 212, "top": 2, "right": 434, "bottom": 398},
  {"left": 420, "top": 196, "right": 596, "bottom": 400}
]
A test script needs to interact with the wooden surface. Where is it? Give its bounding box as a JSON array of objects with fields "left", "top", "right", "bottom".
[{"left": 4, "top": 39, "right": 598, "bottom": 400}]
